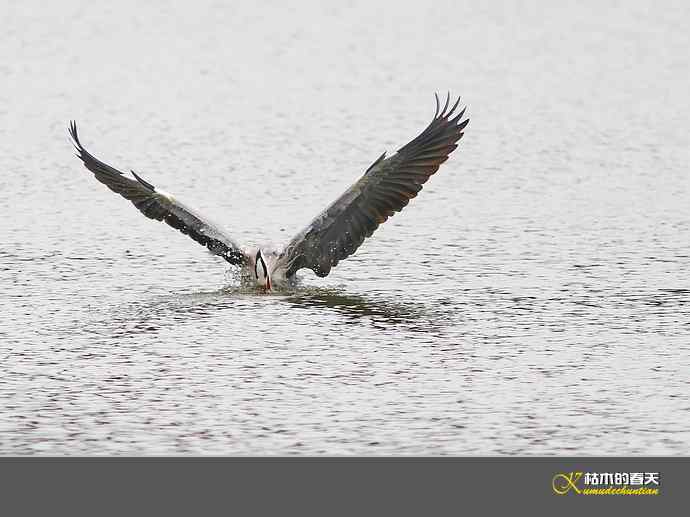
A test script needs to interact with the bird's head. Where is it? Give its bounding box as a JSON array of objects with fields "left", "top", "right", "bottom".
[{"left": 254, "top": 249, "right": 272, "bottom": 291}]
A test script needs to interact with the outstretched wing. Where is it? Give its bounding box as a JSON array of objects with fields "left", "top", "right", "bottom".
[
  {"left": 280, "top": 93, "right": 469, "bottom": 277},
  {"left": 69, "top": 121, "right": 246, "bottom": 266}
]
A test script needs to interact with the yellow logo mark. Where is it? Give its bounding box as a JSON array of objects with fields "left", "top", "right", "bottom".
[{"left": 552, "top": 472, "right": 583, "bottom": 495}]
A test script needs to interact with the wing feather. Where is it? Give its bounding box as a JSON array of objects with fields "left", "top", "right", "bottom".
[
  {"left": 281, "top": 94, "right": 468, "bottom": 277},
  {"left": 69, "top": 121, "right": 245, "bottom": 266}
]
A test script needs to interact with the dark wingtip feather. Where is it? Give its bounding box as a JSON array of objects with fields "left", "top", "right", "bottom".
[
  {"left": 441, "top": 92, "right": 450, "bottom": 117},
  {"left": 447, "top": 96, "right": 461, "bottom": 118},
  {"left": 450, "top": 106, "right": 466, "bottom": 124},
  {"left": 68, "top": 120, "right": 81, "bottom": 149},
  {"left": 433, "top": 92, "right": 464, "bottom": 120},
  {"left": 131, "top": 170, "right": 156, "bottom": 192}
]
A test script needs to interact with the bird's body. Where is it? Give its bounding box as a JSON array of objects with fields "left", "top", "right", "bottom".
[
  {"left": 69, "top": 94, "right": 469, "bottom": 291},
  {"left": 241, "top": 247, "right": 291, "bottom": 289}
]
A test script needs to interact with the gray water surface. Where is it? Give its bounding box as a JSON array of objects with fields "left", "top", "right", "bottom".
[{"left": 1, "top": 1, "right": 689, "bottom": 454}]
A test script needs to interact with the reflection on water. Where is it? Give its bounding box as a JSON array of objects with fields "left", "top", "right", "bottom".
[
  {"left": 82, "top": 285, "right": 440, "bottom": 341},
  {"left": 2, "top": 0, "right": 690, "bottom": 454},
  {"left": 284, "top": 287, "right": 429, "bottom": 325}
]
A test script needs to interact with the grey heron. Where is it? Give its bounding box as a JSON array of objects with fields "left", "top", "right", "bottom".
[{"left": 69, "top": 93, "right": 469, "bottom": 291}]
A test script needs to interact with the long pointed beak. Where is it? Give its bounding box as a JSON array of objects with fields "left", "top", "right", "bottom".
[{"left": 266, "top": 276, "right": 272, "bottom": 291}]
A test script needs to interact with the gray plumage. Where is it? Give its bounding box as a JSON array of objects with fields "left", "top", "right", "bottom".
[
  {"left": 69, "top": 94, "right": 468, "bottom": 288},
  {"left": 281, "top": 93, "right": 468, "bottom": 277},
  {"left": 69, "top": 121, "right": 245, "bottom": 266}
]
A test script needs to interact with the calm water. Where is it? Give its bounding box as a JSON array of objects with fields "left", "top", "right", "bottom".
[{"left": 2, "top": 1, "right": 689, "bottom": 454}]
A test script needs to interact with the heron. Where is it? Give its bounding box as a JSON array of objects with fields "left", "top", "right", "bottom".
[{"left": 69, "top": 93, "right": 469, "bottom": 291}]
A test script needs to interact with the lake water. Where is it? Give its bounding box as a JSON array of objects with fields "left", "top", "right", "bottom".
[{"left": 1, "top": 1, "right": 689, "bottom": 454}]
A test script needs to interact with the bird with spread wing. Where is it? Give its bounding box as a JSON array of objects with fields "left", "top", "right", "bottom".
[{"left": 69, "top": 94, "right": 469, "bottom": 290}]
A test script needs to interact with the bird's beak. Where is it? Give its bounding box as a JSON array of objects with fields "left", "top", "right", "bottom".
[{"left": 266, "top": 276, "right": 272, "bottom": 291}]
